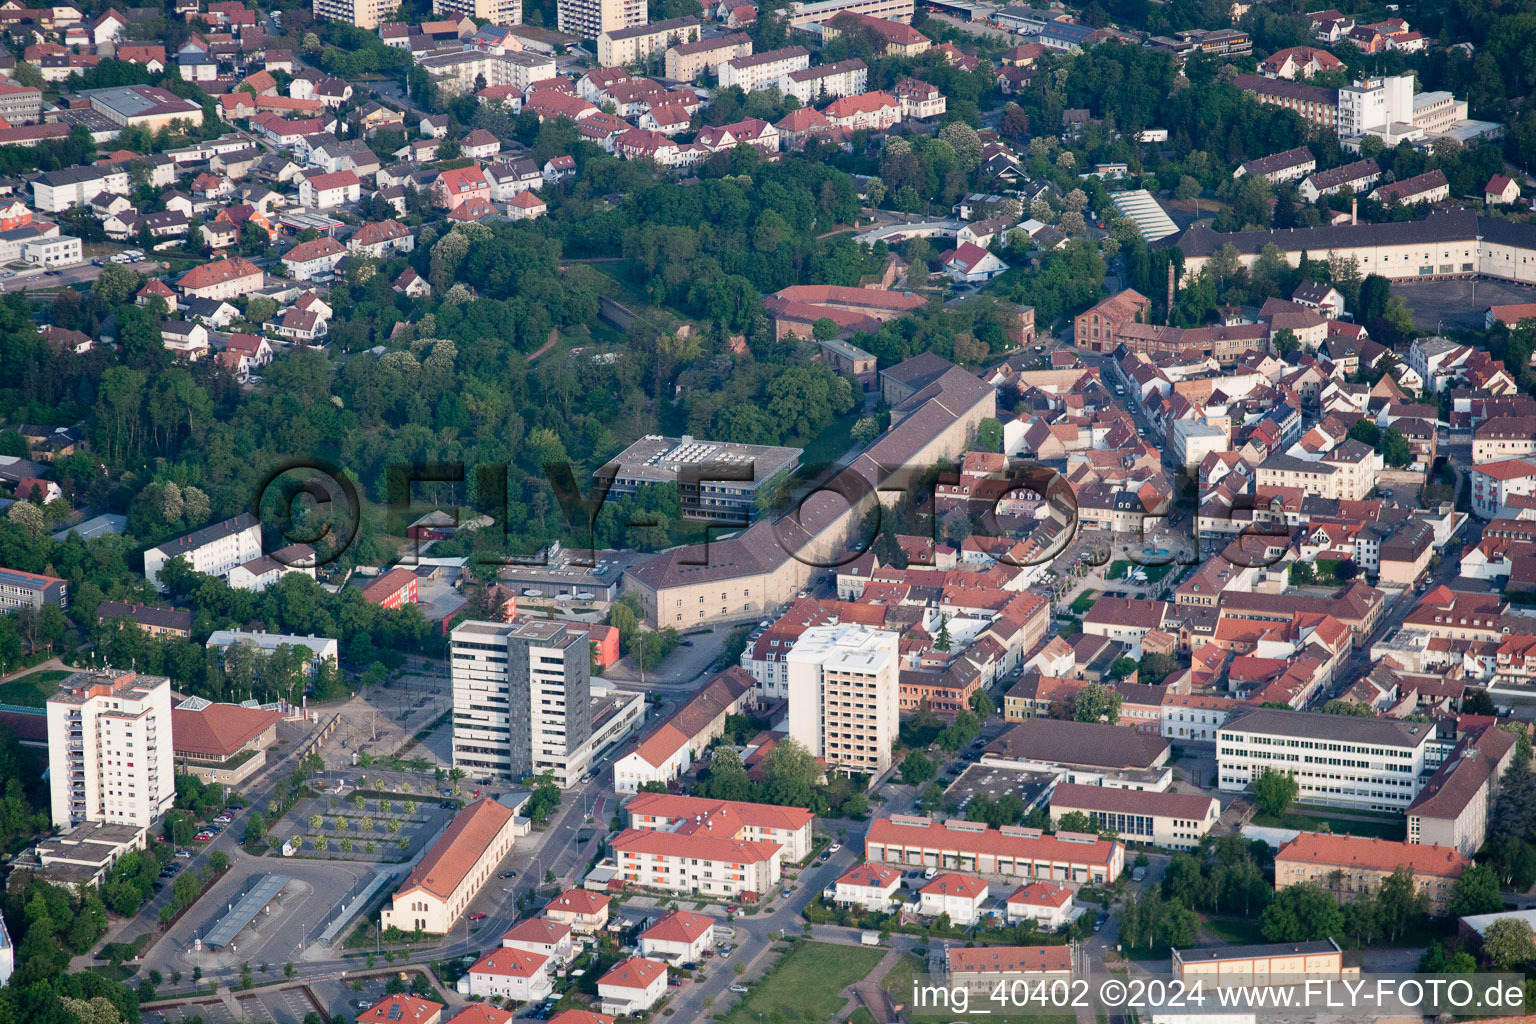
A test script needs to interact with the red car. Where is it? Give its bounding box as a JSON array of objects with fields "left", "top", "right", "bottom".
[{"left": 468, "top": 912, "right": 487, "bottom": 921}]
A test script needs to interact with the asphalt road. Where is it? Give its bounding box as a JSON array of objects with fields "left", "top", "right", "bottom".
[{"left": 0, "top": 260, "right": 109, "bottom": 293}]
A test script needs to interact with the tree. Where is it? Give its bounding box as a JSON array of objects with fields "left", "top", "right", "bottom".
[
  {"left": 900, "top": 751, "right": 937, "bottom": 786},
  {"left": 1484, "top": 917, "right": 1536, "bottom": 969},
  {"left": 701, "top": 744, "right": 753, "bottom": 802},
  {"left": 1374, "top": 865, "right": 1429, "bottom": 941},
  {"left": 1056, "top": 811, "right": 1095, "bottom": 834},
  {"left": 1379, "top": 427, "right": 1412, "bottom": 468},
  {"left": 934, "top": 614, "right": 952, "bottom": 652},
  {"left": 1271, "top": 328, "right": 1300, "bottom": 357},
  {"left": 918, "top": 780, "right": 946, "bottom": 814},
  {"left": 1348, "top": 419, "right": 1381, "bottom": 447},
  {"left": 969, "top": 690, "right": 993, "bottom": 721},
  {"left": 1448, "top": 864, "right": 1502, "bottom": 918},
  {"left": 761, "top": 736, "right": 820, "bottom": 807},
  {"left": 1139, "top": 652, "right": 1182, "bottom": 685},
  {"left": 1358, "top": 274, "right": 1391, "bottom": 323},
  {"left": 1074, "top": 682, "right": 1121, "bottom": 724},
  {"left": 1107, "top": 657, "right": 1137, "bottom": 680},
  {"left": 1253, "top": 767, "right": 1299, "bottom": 816},
  {"left": 1260, "top": 883, "right": 1343, "bottom": 942}
]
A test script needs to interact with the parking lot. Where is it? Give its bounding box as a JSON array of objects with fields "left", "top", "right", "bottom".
[
  {"left": 145, "top": 984, "right": 330, "bottom": 1024},
  {"left": 1397, "top": 275, "right": 1536, "bottom": 331}
]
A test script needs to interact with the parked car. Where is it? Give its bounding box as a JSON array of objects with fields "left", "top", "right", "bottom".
[
  {"left": 828, "top": 843, "right": 841, "bottom": 853},
  {"left": 468, "top": 912, "right": 487, "bottom": 920},
  {"left": 499, "top": 870, "right": 517, "bottom": 878},
  {"left": 175, "top": 850, "right": 192, "bottom": 859}
]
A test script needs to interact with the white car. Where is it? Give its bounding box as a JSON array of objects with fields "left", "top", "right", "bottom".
[
  {"left": 828, "top": 843, "right": 841, "bottom": 853},
  {"left": 729, "top": 985, "right": 749, "bottom": 993}
]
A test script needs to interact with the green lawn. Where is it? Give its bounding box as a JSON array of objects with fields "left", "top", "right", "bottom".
[
  {"left": 1201, "top": 915, "right": 1268, "bottom": 945},
  {"left": 1249, "top": 810, "right": 1405, "bottom": 841},
  {"left": 0, "top": 669, "right": 71, "bottom": 707},
  {"left": 1106, "top": 560, "right": 1174, "bottom": 582},
  {"left": 1070, "top": 590, "right": 1098, "bottom": 615},
  {"left": 720, "top": 941, "right": 885, "bottom": 1024}
]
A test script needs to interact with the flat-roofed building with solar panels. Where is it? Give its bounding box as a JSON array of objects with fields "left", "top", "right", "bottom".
[{"left": 603, "top": 434, "right": 802, "bottom": 524}]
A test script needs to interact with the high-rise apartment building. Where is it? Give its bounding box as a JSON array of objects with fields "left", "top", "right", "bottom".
[
  {"left": 451, "top": 619, "right": 593, "bottom": 787},
  {"left": 433, "top": 0, "right": 523, "bottom": 25},
  {"left": 557, "top": 0, "right": 644, "bottom": 41},
  {"left": 46, "top": 669, "right": 175, "bottom": 830},
  {"left": 786, "top": 624, "right": 898, "bottom": 778},
  {"left": 311, "top": 0, "right": 393, "bottom": 28},
  {"left": 1337, "top": 74, "right": 1413, "bottom": 137}
]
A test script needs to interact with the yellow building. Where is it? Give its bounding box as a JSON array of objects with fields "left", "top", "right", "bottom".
[
  {"left": 1173, "top": 939, "right": 1347, "bottom": 987},
  {"left": 380, "top": 798, "right": 519, "bottom": 934}
]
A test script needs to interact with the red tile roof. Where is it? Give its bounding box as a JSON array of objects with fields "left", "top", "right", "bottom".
[
  {"left": 1277, "top": 831, "right": 1470, "bottom": 878},
  {"left": 836, "top": 863, "right": 901, "bottom": 889},
  {"left": 624, "top": 792, "right": 813, "bottom": 833},
  {"left": 394, "top": 798, "right": 516, "bottom": 900},
  {"left": 469, "top": 947, "right": 550, "bottom": 978},
  {"left": 920, "top": 872, "right": 988, "bottom": 899},
  {"left": 170, "top": 702, "right": 281, "bottom": 758},
  {"left": 640, "top": 909, "right": 714, "bottom": 944},
  {"left": 501, "top": 917, "right": 571, "bottom": 945},
  {"left": 178, "top": 256, "right": 262, "bottom": 291},
  {"left": 546, "top": 888, "right": 610, "bottom": 916},
  {"left": 361, "top": 566, "right": 418, "bottom": 603},
  {"left": 948, "top": 945, "right": 1072, "bottom": 974},
  {"left": 598, "top": 957, "right": 667, "bottom": 990},
  {"left": 1006, "top": 882, "right": 1073, "bottom": 908},
  {"left": 358, "top": 996, "right": 443, "bottom": 1024}
]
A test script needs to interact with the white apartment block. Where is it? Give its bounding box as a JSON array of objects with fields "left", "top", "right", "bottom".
[
  {"left": 786, "top": 623, "right": 899, "bottom": 778},
  {"left": 719, "top": 46, "right": 810, "bottom": 93},
  {"left": 31, "top": 165, "right": 130, "bottom": 212},
  {"left": 1161, "top": 697, "right": 1233, "bottom": 743},
  {"left": 609, "top": 827, "right": 784, "bottom": 896},
  {"left": 143, "top": 513, "right": 263, "bottom": 591},
  {"left": 1470, "top": 459, "right": 1536, "bottom": 519},
  {"left": 1216, "top": 707, "right": 1434, "bottom": 812},
  {"left": 46, "top": 669, "right": 175, "bottom": 830},
  {"left": 312, "top": 0, "right": 393, "bottom": 29},
  {"left": 781, "top": 58, "right": 866, "bottom": 104},
  {"left": 22, "top": 235, "right": 82, "bottom": 267},
  {"left": 786, "top": 0, "right": 914, "bottom": 29},
  {"left": 450, "top": 619, "right": 594, "bottom": 788},
  {"left": 1337, "top": 74, "right": 1413, "bottom": 138},
  {"left": 557, "top": 0, "right": 644, "bottom": 40},
  {"left": 417, "top": 50, "right": 557, "bottom": 96},
  {"left": 434, "top": 0, "right": 523, "bottom": 25},
  {"left": 626, "top": 791, "right": 815, "bottom": 860},
  {"left": 598, "top": 15, "right": 699, "bottom": 67}
]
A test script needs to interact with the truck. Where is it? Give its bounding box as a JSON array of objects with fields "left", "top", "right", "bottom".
[{"left": 861, "top": 931, "right": 881, "bottom": 946}]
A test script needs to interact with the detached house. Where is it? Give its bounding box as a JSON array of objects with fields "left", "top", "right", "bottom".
[
  {"left": 281, "top": 237, "right": 347, "bottom": 281},
  {"left": 298, "top": 169, "right": 361, "bottom": 209},
  {"left": 177, "top": 257, "right": 263, "bottom": 300},
  {"left": 349, "top": 220, "right": 414, "bottom": 257},
  {"left": 434, "top": 165, "right": 490, "bottom": 211},
  {"left": 942, "top": 242, "right": 1008, "bottom": 283}
]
